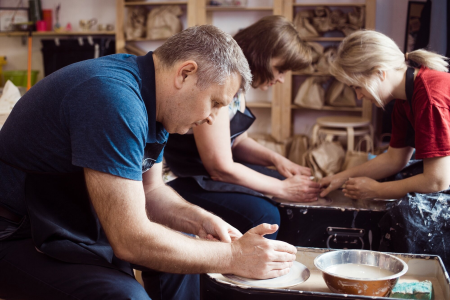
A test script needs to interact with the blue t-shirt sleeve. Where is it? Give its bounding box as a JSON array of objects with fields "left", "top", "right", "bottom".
[
  {"left": 63, "top": 77, "right": 147, "bottom": 181},
  {"left": 156, "top": 150, "right": 164, "bottom": 163},
  {"left": 154, "top": 122, "right": 169, "bottom": 163}
]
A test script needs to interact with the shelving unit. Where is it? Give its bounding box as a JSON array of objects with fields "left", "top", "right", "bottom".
[
  {"left": 246, "top": 102, "right": 272, "bottom": 108},
  {"left": 113, "top": 0, "right": 377, "bottom": 144},
  {"left": 115, "top": 0, "right": 196, "bottom": 53},
  {"left": 278, "top": 0, "right": 376, "bottom": 142},
  {"left": 205, "top": 6, "right": 274, "bottom": 11},
  {"left": 0, "top": 31, "right": 116, "bottom": 37}
]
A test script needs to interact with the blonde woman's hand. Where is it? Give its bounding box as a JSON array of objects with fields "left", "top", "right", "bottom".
[
  {"left": 319, "top": 175, "right": 346, "bottom": 197},
  {"left": 273, "top": 156, "right": 311, "bottom": 178},
  {"left": 342, "top": 177, "right": 380, "bottom": 200},
  {"left": 279, "top": 175, "right": 320, "bottom": 202}
]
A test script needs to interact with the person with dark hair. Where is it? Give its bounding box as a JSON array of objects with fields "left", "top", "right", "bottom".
[
  {"left": 0, "top": 25, "right": 298, "bottom": 300},
  {"left": 164, "top": 16, "right": 320, "bottom": 240}
]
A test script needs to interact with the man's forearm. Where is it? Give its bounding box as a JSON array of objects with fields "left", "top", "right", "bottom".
[
  {"left": 85, "top": 168, "right": 236, "bottom": 274},
  {"left": 144, "top": 184, "right": 210, "bottom": 235},
  {"left": 130, "top": 221, "right": 235, "bottom": 274}
]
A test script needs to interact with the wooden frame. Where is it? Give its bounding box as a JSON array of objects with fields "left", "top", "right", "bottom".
[{"left": 403, "top": 1, "right": 427, "bottom": 53}]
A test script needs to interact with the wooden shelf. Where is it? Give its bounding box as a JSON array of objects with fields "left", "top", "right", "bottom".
[
  {"left": 0, "top": 31, "right": 116, "bottom": 37},
  {"left": 206, "top": 6, "right": 273, "bottom": 11},
  {"left": 291, "top": 104, "right": 363, "bottom": 112},
  {"left": 293, "top": 3, "right": 366, "bottom": 7},
  {"left": 246, "top": 102, "right": 272, "bottom": 108},
  {"left": 125, "top": 1, "right": 187, "bottom": 6},
  {"left": 126, "top": 37, "right": 167, "bottom": 42},
  {"left": 302, "top": 36, "right": 345, "bottom": 42}
]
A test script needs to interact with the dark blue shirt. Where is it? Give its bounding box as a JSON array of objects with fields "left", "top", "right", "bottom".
[{"left": 0, "top": 52, "right": 168, "bottom": 214}]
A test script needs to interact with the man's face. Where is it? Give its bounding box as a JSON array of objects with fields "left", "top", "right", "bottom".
[{"left": 166, "top": 73, "right": 241, "bottom": 134}]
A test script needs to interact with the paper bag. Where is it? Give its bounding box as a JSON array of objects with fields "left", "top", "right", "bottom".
[
  {"left": 325, "top": 79, "right": 356, "bottom": 107},
  {"left": 316, "top": 47, "right": 337, "bottom": 74},
  {"left": 125, "top": 7, "right": 147, "bottom": 39},
  {"left": 341, "top": 135, "right": 374, "bottom": 171},
  {"left": 294, "top": 77, "right": 325, "bottom": 110},
  {"left": 307, "top": 42, "right": 324, "bottom": 64},
  {"left": 312, "top": 6, "right": 334, "bottom": 32},
  {"left": 288, "top": 135, "right": 309, "bottom": 166},
  {"left": 293, "top": 10, "right": 319, "bottom": 38},
  {"left": 146, "top": 6, "right": 183, "bottom": 40},
  {"left": 305, "top": 141, "right": 345, "bottom": 180},
  {"left": 251, "top": 134, "right": 286, "bottom": 157}
]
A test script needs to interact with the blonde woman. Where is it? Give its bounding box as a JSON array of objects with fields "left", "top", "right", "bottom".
[
  {"left": 320, "top": 30, "right": 450, "bottom": 270},
  {"left": 164, "top": 16, "right": 320, "bottom": 240}
]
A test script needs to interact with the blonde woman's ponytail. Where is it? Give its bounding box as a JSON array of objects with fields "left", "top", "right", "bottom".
[{"left": 407, "top": 49, "right": 449, "bottom": 72}]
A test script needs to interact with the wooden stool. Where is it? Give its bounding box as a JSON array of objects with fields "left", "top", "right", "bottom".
[{"left": 311, "top": 116, "right": 373, "bottom": 152}]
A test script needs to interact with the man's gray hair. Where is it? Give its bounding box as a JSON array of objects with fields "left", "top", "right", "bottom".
[{"left": 154, "top": 25, "right": 252, "bottom": 91}]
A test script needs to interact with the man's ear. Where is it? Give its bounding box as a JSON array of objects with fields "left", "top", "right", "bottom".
[{"left": 174, "top": 60, "right": 198, "bottom": 89}]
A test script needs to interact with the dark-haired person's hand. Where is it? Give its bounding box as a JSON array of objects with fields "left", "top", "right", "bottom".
[
  {"left": 279, "top": 175, "right": 320, "bottom": 202},
  {"left": 228, "top": 224, "right": 297, "bottom": 279},
  {"left": 273, "top": 156, "right": 311, "bottom": 178},
  {"left": 342, "top": 177, "right": 380, "bottom": 200}
]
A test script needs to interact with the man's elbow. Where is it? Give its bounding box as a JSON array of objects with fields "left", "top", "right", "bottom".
[{"left": 110, "top": 240, "right": 136, "bottom": 263}]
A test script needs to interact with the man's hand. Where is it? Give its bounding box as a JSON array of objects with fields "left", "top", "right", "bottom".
[
  {"left": 319, "top": 175, "right": 347, "bottom": 197},
  {"left": 198, "top": 214, "right": 242, "bottom": 243},
  {"left": 228, "top": 224, "right": 297, "bottom": 279},
  {"left": 273, "top": 156, "right": 311, "bottom": 178},
  {"left": 342, "top": 177, "right": 380, "bottom": 200}
]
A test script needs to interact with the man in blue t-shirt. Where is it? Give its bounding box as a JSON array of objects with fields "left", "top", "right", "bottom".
[{"left": 0, "top": 25, "right": 298, "bottom": 300}]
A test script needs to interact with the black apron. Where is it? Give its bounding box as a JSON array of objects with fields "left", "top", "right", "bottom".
[
  {"left": 164, "top": 108, "right": 284, "bottom": 198},
  {"left": 1, "top": 141, "right": 165, "bottom": 276}
]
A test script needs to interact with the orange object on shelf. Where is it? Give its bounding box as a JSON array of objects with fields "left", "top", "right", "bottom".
[{"left": 43, "top": 9, "right": 53, "bottom": 31}]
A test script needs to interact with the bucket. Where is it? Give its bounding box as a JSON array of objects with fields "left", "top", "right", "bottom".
[{"left": 3, "top": 70, "right": 39, "bottom": 87}]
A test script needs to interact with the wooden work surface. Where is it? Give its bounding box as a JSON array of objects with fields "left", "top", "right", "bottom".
[
  {"left": 274, "top": 190, "right": 393, "bottom": 212},
  {"left": 208, "top": 247, "right": 450, "bottom": 299}
]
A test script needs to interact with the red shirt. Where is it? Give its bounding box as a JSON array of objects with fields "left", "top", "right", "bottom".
[{"left": 390, "top": 67, "right": 450, "bottom": 159}]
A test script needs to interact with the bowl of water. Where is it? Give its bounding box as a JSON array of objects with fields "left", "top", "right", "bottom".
[{"left": 314, "top": 250, "right": 408, "bottom": 297}]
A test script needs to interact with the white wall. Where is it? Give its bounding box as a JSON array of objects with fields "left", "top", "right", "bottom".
[
  {"left": 0, "top": 0, "right": 421, "bottom": 80},
  {"left": 0, "top": 0, "right": 426, "bottom": 135},
  {"left": 1, "top": 0, "right": 116, "bottom": 80}
]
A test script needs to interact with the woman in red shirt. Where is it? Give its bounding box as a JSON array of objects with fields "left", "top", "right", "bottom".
[
  {"left": 320, "top": 30, "right": 450, "bottom": 270},
  {"left": 320, "top": 29, "right": 450, "bottom": 204}
]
